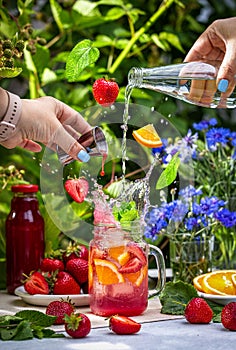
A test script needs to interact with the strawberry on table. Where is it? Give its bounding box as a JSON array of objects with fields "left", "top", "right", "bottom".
[
  {"left": 92, "top": 77, "right": 119, "bottom": 107},
  {"left": 52, "top": 271, "right": 81, "bottom": 295},
  {"left": 184, "top": 297, "right": 213, "bottom": 324},
  {"left": 221, "top": 302, "right": 236, "bottom": 331},
  {"left": 46, "top": 299, "right": 75, "bottom": 325},
  {"left": 64, "top": 313, "right": 91, "bottom": 338},
  {"left": 64, "top": 177, "right": 89, "bottom": 203},
  {"left": 23, "top": 271, "right": 49, "bottom": 295},
  {"left": 40, "top": 257, "right": 64, "bottom": 273},
  {"left": 66, "top": 258, "right": 88, "bottom": 285},
  {"left": 109, "top": 315, "right": 141, "bottom": 335}
]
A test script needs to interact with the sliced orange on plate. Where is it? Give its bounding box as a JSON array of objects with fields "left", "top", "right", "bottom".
[
  {"left": 193, "top": 270, "right": 236, "bottom": 296},
  {"left": 94, "top": 258, "right": 125, "bottom": 285},
  {"left": 132, "top": 124, "right": 163, "bottom": 148}
]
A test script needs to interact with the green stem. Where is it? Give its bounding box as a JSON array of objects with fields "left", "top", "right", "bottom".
[{"left": 108, "top": 0, "right": 176, "bottom": 74}]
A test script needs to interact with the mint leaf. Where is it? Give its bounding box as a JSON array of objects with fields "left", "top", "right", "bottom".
[
  {"left": 156, "top": 152, "right": 180, "bottom": 190},
  {"left": 1, "top": 320, "right": 33, "bottom": 341},
  {"left": 15, "top": 310, "right": 56, "bottom": 328},
  {"left": 112, "top": 201, "right": 139, "bottom": 222},
  {"left": 65, "top": 39, "right": 100, "bottom": 81},
  {"left": 159, "top": 281, "right": 198, "bottom": 315}
]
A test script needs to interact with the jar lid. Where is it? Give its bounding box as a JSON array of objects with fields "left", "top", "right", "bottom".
[{"left": 11, "top": 184, "right": 39, "bottom": 193}]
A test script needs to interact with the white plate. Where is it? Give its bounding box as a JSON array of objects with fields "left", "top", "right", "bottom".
[
  {"left": 197, "top": 291, "right": 236, "bottom": 306},
  {"left": 15, "top": 286, "right": 90, "bottom": 307}
]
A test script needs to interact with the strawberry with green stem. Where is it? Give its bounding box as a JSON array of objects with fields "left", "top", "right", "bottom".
[
  {"left": 64, "top": 313, "right": 91, "bottom": 338},
  {"left": 92, "top": 77, "right": 119, "bottom": 107}
]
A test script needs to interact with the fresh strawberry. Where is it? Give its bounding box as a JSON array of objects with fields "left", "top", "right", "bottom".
[
  {"left": 53, "top": 271, "right": 81, "bottom": 295},
  {"left": 92, "top": 78, "right": 119, "bottom": 107},
  {"left": 221, "top": 302, "right": 236, "bottom": 331},
  {"left": 118, "top": 257, "right": 143, "bottom": 274},
  {"left": 127, "top": 243, "right": 147, "bottom": 266},
  {"left": 64, "top": 177, "right": 89, "bottom": 203},
  {"left": 64, "top": 312, "right": 91, "bottom": 338},
  {"left": 109, "top": 315, "right": 141, "bottom": 335},
  {"left": 63, "top": 242, "right": 89, "bottom": 263},
  {"left": 23, "top": 271, "right": 49, "bottom": 295},
  {"left": 184, "top": 297, "right": 213, "bottom": 324},
  {"left": 46, "top": 298, "right": 75, "bottom": 325},
  {"left": 40, "top": 258, "right": 64, "bottom": 273},
  {"left": 66, "top": 258, "right": 88, "bottom": 285}
]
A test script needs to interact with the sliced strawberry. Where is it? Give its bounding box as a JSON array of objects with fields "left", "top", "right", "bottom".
[
  {"left": 118, "top": 257, "right": 142, "bottom": 274},
  {"left": 23, "top": 271, "right": 49, "bottom": 295},
  {"left": 64, "top": 178, "right": 89, "bottom": 203},
  {"left": 109, "top": 315, "right": 141, "bottom": 335},
  {"left": 127, "top": 243, "right": 147, "bottom": 265}
]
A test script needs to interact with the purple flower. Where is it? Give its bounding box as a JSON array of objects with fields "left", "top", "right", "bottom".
[
  {"left": 200, "top": 196, "right": 225, "bottom": 215},
  {"left": 179, "top": 185, "right": 202, "bottom": 199},
  {"left": 193, "top": 118, "right": 217, "bottom": 131},
  {"left": 206, "top": 127, "right": 231, "bottom": 150},
  {"left": 214, "top": 209, "right": 236, "bottom": 228}
]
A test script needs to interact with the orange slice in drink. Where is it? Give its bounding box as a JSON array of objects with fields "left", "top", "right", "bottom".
[
  {"left": 124, "top": 265, "right": 148, "bottom": 287},
  {"left": 201, "top": 270, "right": 236, "bottom": 295},
  {"left": 108, "top": 246, "right": 130, "bottom": 266},
  {"left": 94, "top": 258, "right": 125, "bottom": 285},
  {"left": 132, "top": 124, "right": 163, "bottom": 148}
]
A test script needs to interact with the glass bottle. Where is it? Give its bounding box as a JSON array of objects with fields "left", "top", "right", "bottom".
[
  {"left": 128, "top": 61, "right": 236, "bottom": 108},
  {"left": 89, "top": 221, "right": 165, "bottom": 317},
  {"left": 6, "top": 184, "right": 45, "bottom": 294}
]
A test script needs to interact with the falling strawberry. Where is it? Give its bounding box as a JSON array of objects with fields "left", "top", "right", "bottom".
[
  {"left": 64, "top": 312, "right": 91, "bottom": 338},
  {"left": 66, "top": 258, "right": 88, "bottom": 286},
  {"left": 40, "top": 257, "right": 64, "bottom": 273},
  {"left": 92, "top": 77, "right": 119, "bottom": 107},
  {"left": 22, "top": 271, "right": 49, "bottom": 295},
  {"left": 221, "top": 302, "right": 236, "bottom": 331},
  {"left": 64, "top": 177, "right": 89, "bottom": 203},
  {"left": 52, "top": 271, "right": 81, "bottom": 295},
  {"left": 184, "top": 297, "right": 213, "bottom": 324},
  {"left": 46, "top": 298, "right": 75, "bottom": 325},
  {"left": 109, "top": 315, "right": 141, "bottom": 335}
]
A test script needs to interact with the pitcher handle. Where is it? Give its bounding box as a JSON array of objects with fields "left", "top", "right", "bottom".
[{"left": 148, "top": 244, "right": 166, "bottom": 297}]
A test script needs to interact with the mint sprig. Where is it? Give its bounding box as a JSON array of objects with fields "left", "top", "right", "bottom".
[{"left": 0, "top": 310, "right": 64, "bottom": 341}]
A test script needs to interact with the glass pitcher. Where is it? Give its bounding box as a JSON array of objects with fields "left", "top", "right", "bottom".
[{"left": 89, "top": 221, "right": 166, "bottom": 316}]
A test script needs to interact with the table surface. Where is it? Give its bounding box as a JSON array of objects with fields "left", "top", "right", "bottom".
[{"left": 0, "top": 290, "right": 235, "bottom": 350}]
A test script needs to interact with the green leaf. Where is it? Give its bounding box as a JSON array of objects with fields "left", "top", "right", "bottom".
[
  {"left": 65, "top": 39, "right": 100, "bottom": 82},
  {"left": 156, "top": 153, "right": 180, "bottom": 190},
  {"left": 0, "top": 320, "right": 33, "bottom": 341},
  {"left": 15, "top": 310, "right": 56, "bottom": 328},
  {"left": 0, "top": 67, "right": 22, "bottom": 78},
  {"left": 160, "top": 281, "right": 198, "bottom": 315}
]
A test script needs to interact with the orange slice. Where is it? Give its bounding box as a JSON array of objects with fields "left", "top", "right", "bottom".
[
  {"left": 124, "top": 265, "right": 148, "bottom": 287},
  {"left": 108, "top": 246, "right": 130, "bottom": 266},
  {"left": 193, "top": 273, "right": 209, "bottom": 292},
  {"left": 201, "top": 270, "right": 236, "bottom": 296},
  {"left": 94, "top": 258, "right": 125, "bottom": 285},
  {"left": 132, "top": 124, "right": 163, "bottom": 148},
  {"left": 232, "top": 274, "right": 236, "bottom": 288}
]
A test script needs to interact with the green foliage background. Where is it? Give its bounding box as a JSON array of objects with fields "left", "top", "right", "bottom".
[{"left": 1, "top": 0, "right": 236, "bottom": 288}]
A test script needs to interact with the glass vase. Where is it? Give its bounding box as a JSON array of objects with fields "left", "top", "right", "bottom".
[{"left": 169, "top": 235, "right": 214, "bottom": 284}]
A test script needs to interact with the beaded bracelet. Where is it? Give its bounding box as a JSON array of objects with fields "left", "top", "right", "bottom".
[{"left": 0, "top": 91, "right": 22, "bottom": 141}]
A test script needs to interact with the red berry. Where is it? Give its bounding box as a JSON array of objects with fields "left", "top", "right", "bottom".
[
  {"left": 118, "top": 257, "right": 143, "bottom": 274},
  {"left": 109, "top": 315, "right": 141, "bottom": 335},
  {"left": 184, "top": 297, "right": 213, "bottom": 324},
  {"left": 46, "top": 299, "right": 75, "bottom": 325},
  {"left": 53, "top": 271, "right": 81, "bottom": 295},
  {"left": 63, "top": 242, "right": 89, "bottom": 264},
  {"left": 64, "top": 177, "right": 89, "bottom": 203},
  {"left": 40, "top": 258, "right": 64, "bottom": 273},
  {"left": 23, "top": 271, "right": 49, "bottom": 295},
  {"left": 66, "top": 258, "right": 88, "bottom": 285},
  {"left": 92, "top": 78, "right": 119, "bottom": 107},
  {"left": 64, "top": 313, "right": 91, "bottom": 338},
  {"left": 221, "top": 302, "right": 236, "bottom": 331}
]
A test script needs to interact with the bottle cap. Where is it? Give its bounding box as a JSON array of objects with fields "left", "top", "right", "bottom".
[{"left": 11, "top": 184, "right": 39, "bottom": 193}]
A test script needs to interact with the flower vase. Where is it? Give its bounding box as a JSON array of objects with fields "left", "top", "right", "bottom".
[{"left": 169, "top": 236, "right": 214, "bottom": 283}]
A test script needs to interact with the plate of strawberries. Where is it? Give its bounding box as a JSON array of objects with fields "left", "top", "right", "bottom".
[{"left": 15, "top": 242, "right": 90, "bottom": 307}]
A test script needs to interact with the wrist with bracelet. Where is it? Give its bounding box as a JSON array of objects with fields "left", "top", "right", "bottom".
[{"left": 0, "top": 90, "right": 22, "bottom": 142}]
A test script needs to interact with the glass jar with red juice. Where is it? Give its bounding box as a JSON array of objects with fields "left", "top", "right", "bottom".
[{"left": 6, "top": 184, "right": 45, "bottom": 294}]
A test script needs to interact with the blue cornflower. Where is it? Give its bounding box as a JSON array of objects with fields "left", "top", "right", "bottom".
[
  {"left": 230, "top": 131, "right": 236, "bottom": 147},
  {"left": 152, "top": 138, "right": 168, "bottom": 155},
  {"left": 193, "top": 118, "right": 217, "bottom": 131},
  {"left": 184, "top": 217, "right": 199, "bottom": 230},
  {"left": 206, "top": 127, "right": 231, "bottom": 150},
  {"left": 214, "top": 209, "right": 236, "bottom": 228},
  {"left": 179, "top": 185, "right": 202, "bottom": 199},
  {"left": 170, "top": 200, "right": 188, "bottom": 222},
  {"left": 200, "top": 196, "right": 225, "bottom": 215}
]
